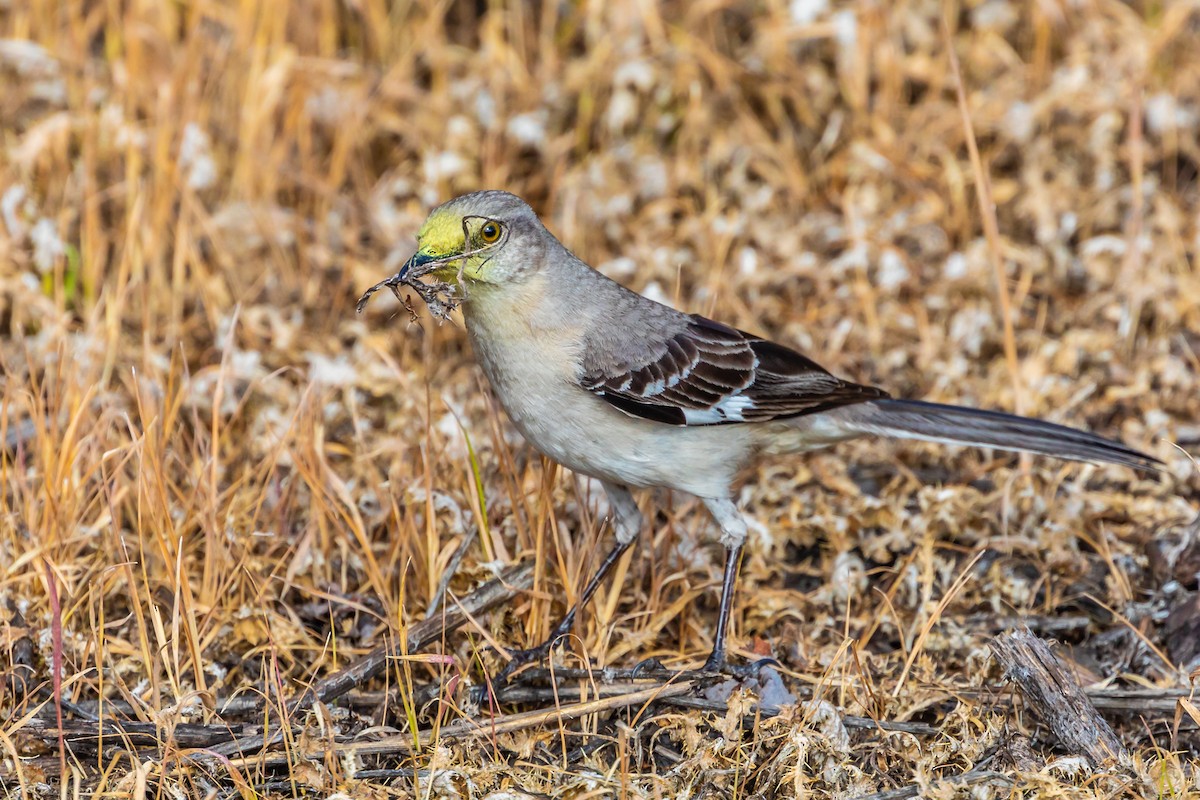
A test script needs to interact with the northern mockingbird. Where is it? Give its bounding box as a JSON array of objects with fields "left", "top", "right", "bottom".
[{"left": 366, "top": 190, "right": 1160, "bottom": 678}]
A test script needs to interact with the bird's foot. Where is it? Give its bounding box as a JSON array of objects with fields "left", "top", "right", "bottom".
[
  {"left": 699, "top": 652, "right": 780, "bottom": 680},
  {"left": 631, "top": 657, "right": 667, "bottom": 678},
  {"left": 494, "top": 642, "right": 555, "bottom": 684},
  {"left": 469, "top": 647, "right": 780, "bottom": 705},
  {"left": 469, "top": 640, "right": 557, "bottom": 705},
  {"left": 614, "top": 653, "right": 782, "bottom": 687},
  {"left": 630, "top": 654, "right": 778, "bottom": 684}
]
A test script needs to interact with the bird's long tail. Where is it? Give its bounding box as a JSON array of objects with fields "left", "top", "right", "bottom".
[{"left": 842, "top": 399, "right": 1161, "bottom": 471}]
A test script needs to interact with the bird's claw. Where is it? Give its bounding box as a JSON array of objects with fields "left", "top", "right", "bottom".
[
  {"left": 700, "top": 654, "right": 780, "bottom": 679},
  {"left": 468, "top": 644, "right": 780, "bottom": 706},
  {"left": 631, "top": 657, "right": 666, "bottom": 678},
  {"left": 495, "top": 643, "right": 553, "bottom": 682},
  {"left": 468, "top": 641, "right": 557, "bottom": 705}
]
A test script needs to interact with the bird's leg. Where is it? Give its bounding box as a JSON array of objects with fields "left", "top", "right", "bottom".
[
  {"left": 699, "top": 498, "right": 769, "bottom": 677},
  {"left": 495, "top": 537, "right": 631, "bottom": 679},
  {"left": 493, "top": 481, "right": 642, "bottom": 683},
  {"left": 703, "top": 541, "right": 744, "bottom": 673}
]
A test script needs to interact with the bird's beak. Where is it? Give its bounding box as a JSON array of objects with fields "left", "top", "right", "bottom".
[{"left": 399, "top": 251, "right": 438, "bottom": 280}]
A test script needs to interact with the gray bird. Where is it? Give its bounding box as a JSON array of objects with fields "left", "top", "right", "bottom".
[{"left": 374, "top": 189, "right": 1159, "bottom": 678}]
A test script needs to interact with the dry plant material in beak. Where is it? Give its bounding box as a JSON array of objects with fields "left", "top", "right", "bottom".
[{"left": 356, "top": 269, "right": 462, "bottom": 322}]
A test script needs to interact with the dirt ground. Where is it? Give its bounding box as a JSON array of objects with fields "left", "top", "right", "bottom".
[{"left": 2, "top": 1, "right": 1200, "bottom": 797}]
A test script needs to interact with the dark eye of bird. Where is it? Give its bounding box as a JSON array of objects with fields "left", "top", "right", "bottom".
[{"left": 481, "top": 222, "right": 500, "bottom": 243}]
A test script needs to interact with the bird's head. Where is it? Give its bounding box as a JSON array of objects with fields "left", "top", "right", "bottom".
[{"left": 401, "top": 190, "right": 548, "bottom": 287}]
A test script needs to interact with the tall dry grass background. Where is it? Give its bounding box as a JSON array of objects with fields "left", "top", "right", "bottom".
[{"left": 2, "top": 0, "right": 1199, "bottom": 796}]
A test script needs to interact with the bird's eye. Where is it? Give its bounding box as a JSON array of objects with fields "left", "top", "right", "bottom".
[{"left": 480, "top": 221, "right": 501, "bottom": 243}]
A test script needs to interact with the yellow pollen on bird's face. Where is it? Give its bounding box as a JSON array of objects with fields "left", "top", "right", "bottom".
[{"left": 417, "top": 212, "right": 466, "bottom": 258}]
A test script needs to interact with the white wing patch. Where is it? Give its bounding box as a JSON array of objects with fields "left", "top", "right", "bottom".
[{"left": 681, "top": 393, "right": 756, "bottom": 424}]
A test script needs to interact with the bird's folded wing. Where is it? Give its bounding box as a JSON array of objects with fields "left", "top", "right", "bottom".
[{"left": 580, "top": 315, "right": 888, "bottom": 426}]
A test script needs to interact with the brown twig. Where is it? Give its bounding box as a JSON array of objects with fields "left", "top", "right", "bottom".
[
  {"left": 290, "top": 562, "right": 532, "bottom": 713},
  {"left": 961, "top": 686, "right": 1199, "bottom": 730},
  {"left": 991, "top": 626, "right": 1130, "bottom": 767},
  {"left": 283, "top": 680, "right": 695, "bottom": 760},
  {"left": 198, "top": 563, "right": 532, "bottom": 760},
  {"left": 659, "top": 695, "right": 939, "bottom": 736},
  {"left": 16, "top": 717, "right": 248, "bottom": 752}
]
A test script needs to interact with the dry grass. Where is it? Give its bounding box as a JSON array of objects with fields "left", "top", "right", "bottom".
[{"left": 2, "top": 0, "right": 1199, "bottom": 796}]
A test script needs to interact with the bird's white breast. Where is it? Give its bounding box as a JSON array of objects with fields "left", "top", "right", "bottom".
[{"left": 462, "top": 282, "right": 752, "bottom": 498}]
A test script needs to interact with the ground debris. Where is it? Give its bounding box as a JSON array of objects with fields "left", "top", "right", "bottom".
[
  {"left": 356, "top": 269, "right": 462, "bottom": 321},
  {"left": 991, "top": 626, "right": 1129, "bottom": 768}
]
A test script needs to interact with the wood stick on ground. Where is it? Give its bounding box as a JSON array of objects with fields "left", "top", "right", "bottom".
[
  {"left": 71, "top": 683, "right": 1198, "bottom": 724},
  {"left": 494, "top": 681, "right": 935, "bottom": 737},
  {"left": 223, "top": 679, "right": 697, "bottom": 766},
  {"left": 199, "top": 563, "right": 533, "bottom": 760},
  {"left": 15, "top": 717, "right": 247, "bottom": 752},
  {"left": 289, "top": 562, "right": 533, "bottom": 714},
  {"left": 959, "top": 686, "right": 1197, "bottom": 719},
  {"left": 658, "top": 695, "right": 939, "bottom": 736},
  {"left": 991, "top": 626, "right": 1130, "bottom": 767}
]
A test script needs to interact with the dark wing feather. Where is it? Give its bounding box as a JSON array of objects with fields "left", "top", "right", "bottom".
[{"left": 581, "top": 315, "right": 888, "bottom": 426}]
